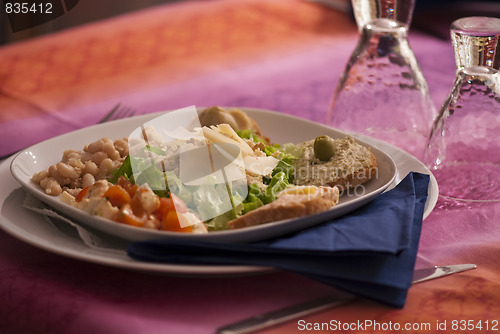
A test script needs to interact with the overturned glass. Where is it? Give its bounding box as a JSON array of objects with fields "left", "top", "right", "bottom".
[
  {"left": 424, "top": 17, "right": 500, "bottom": 201},
  {"left": 327, "top": 0, "right": 436, "bottom": 159}
]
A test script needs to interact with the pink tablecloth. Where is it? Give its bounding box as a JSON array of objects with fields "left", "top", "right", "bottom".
[{"left": 2, "top": 1, "right": 500, "bottom": 333}]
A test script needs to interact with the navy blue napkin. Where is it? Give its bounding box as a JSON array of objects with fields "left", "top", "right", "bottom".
[{"left": 128, "top": 172, "right": 429, "bottom": 308}]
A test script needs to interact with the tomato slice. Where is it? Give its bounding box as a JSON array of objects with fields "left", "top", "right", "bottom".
[
  {"left": 75, "top": 186, "right": 90, "bottom": 202},
  {"left": 117, "top": 177, "right": 139, "bottom": 197},
  {"left": 104, "top": 185, "right": 131, "bottom": 207},
  {"left": 161, "top": 211, "right": 193, "bottom": 233},
  {"left": 116, "top": 205, "right": 147, "bottom": 227},
  {"left": 154, "top": 197, "right": 175, "bottom": 218}
]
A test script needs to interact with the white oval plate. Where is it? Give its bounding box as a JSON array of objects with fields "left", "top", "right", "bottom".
[
  {"left": 10, "top": 108, "right": 398, "bottom": 243},
  {"left": 1, "top": 108, "right": 438, "bottom": 275}
]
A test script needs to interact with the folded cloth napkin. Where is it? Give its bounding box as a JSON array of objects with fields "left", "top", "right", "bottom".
[{"left": 128, "top": 172, "right": 429, "bottom": 308}]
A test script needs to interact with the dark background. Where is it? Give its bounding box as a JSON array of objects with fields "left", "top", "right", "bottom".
[
  {"left": 0, "top": 0, "right": 182, "bottom": 45},
  {"left": 1, "top": 0, "right": 499, "bottom": 45}
]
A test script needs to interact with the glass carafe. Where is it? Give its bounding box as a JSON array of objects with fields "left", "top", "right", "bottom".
[
  {"left": 424, "top": 17, "right": 500, "bottom": 201},
  {"left": 327, "top": 0, "right": 436, "bottom": 159}
]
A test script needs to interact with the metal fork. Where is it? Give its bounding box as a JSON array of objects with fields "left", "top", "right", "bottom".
[{"left": 98, "top": 104, "right": 136, "bottom": 123}]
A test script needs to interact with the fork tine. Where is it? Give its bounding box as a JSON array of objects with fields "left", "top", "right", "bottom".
[
  {"left": 98, "top": 104, "right": 121, "bottom": 123},
  {"left": 113, "top": 107, "right": 126, "bottom": 120},
  {"left": 98, "top": 104, "right": 136, "bottom": 123},
  {"left": 115, "top": 106, "right": 136, "bottom": 120}
]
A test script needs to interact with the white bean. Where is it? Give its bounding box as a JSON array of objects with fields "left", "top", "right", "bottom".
[
  {"left": 84, "top": 161, "right": 99, "bottom": 176},
  {"left": 114, "top": 139, "right": 129, "bottom": 157},
  {"left": 48, "top": 165, "right": 59, "bottom": 178},
  {"left": 98, "top": 158, "right": 115, "bottom": 178},
  {"left": 45, "top": 178, "right": 62, "bottom": 196},
  {"left": 62, "top": 150, "right": 80, "bottom": 162},
  {"left": 92, "top": 151, "right": 108, "bottom": 165},
  {"left": 32, "top": 170, "right": 48, "bottom": 184},
  {"left": 39, "top": 176, "right": 50, "bottom": 188},
  {"left": 102, "top": 140, "right": 121, "bottom": 160},
  {"left": 85, "top": 140, "right": 102, "bottom": 154},
  {"left": 57, "top": 162, "right": 80, "bottom": 179},
  {"left": 82, "top": 173, "right": 95, "bottom": 188}
]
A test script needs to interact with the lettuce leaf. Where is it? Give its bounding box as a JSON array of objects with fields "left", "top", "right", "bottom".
[{"left": 109, "top": 131, "right": 302, "bottom": 231}]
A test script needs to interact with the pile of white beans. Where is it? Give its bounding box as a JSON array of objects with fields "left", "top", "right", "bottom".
[{"left": 32, "top": 137, "right": 129, "bottom": 196}]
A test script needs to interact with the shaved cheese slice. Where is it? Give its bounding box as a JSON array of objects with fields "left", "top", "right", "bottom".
[
  {"left": 202, "top": 126, "right": 253, "bottom": 156},
  {"left": 213, "top": 124, "right": 252, "bottom": 149},
  {"left": 243, "top": 155, "right": 279, "bottom": 176},
  {"left": 202, "top": 124, "right": 279, "bottom": 175}
]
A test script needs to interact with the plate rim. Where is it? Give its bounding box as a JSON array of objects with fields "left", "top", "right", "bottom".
[{"left": 9, "top": 108, "right": 398, "bottom": 243}]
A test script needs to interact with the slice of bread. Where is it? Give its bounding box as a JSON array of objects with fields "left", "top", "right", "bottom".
[
  {"left": 228, "top": 186, "right": 339, "bottom": 229},
  {"left": 293, "top": 136, "right": 377, "bottom": 191}
]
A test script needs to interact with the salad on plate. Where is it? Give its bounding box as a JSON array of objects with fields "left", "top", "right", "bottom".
[{"left": 30, "top": 106, "right": 378, "bottom": 235}]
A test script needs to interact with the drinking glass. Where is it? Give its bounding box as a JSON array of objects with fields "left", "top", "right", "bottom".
[
  {"left": 327, "top": 0, "right": 436, "bottom": 159},
  {"left": 424, "top": 17, "right": 500, "bottom": 201}
]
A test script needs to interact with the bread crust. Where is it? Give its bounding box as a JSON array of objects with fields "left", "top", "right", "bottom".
[{"left": 228, "top": 186, "right": 339, "bottom": 229}]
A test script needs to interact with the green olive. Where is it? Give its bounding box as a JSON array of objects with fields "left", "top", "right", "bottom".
[{"left": 314, "top": 135, "right": 336, "bottom": 161}]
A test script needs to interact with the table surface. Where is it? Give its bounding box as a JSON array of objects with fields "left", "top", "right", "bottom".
[{"left": 2, "top": 1, "right": 500, "bottom": 333}]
